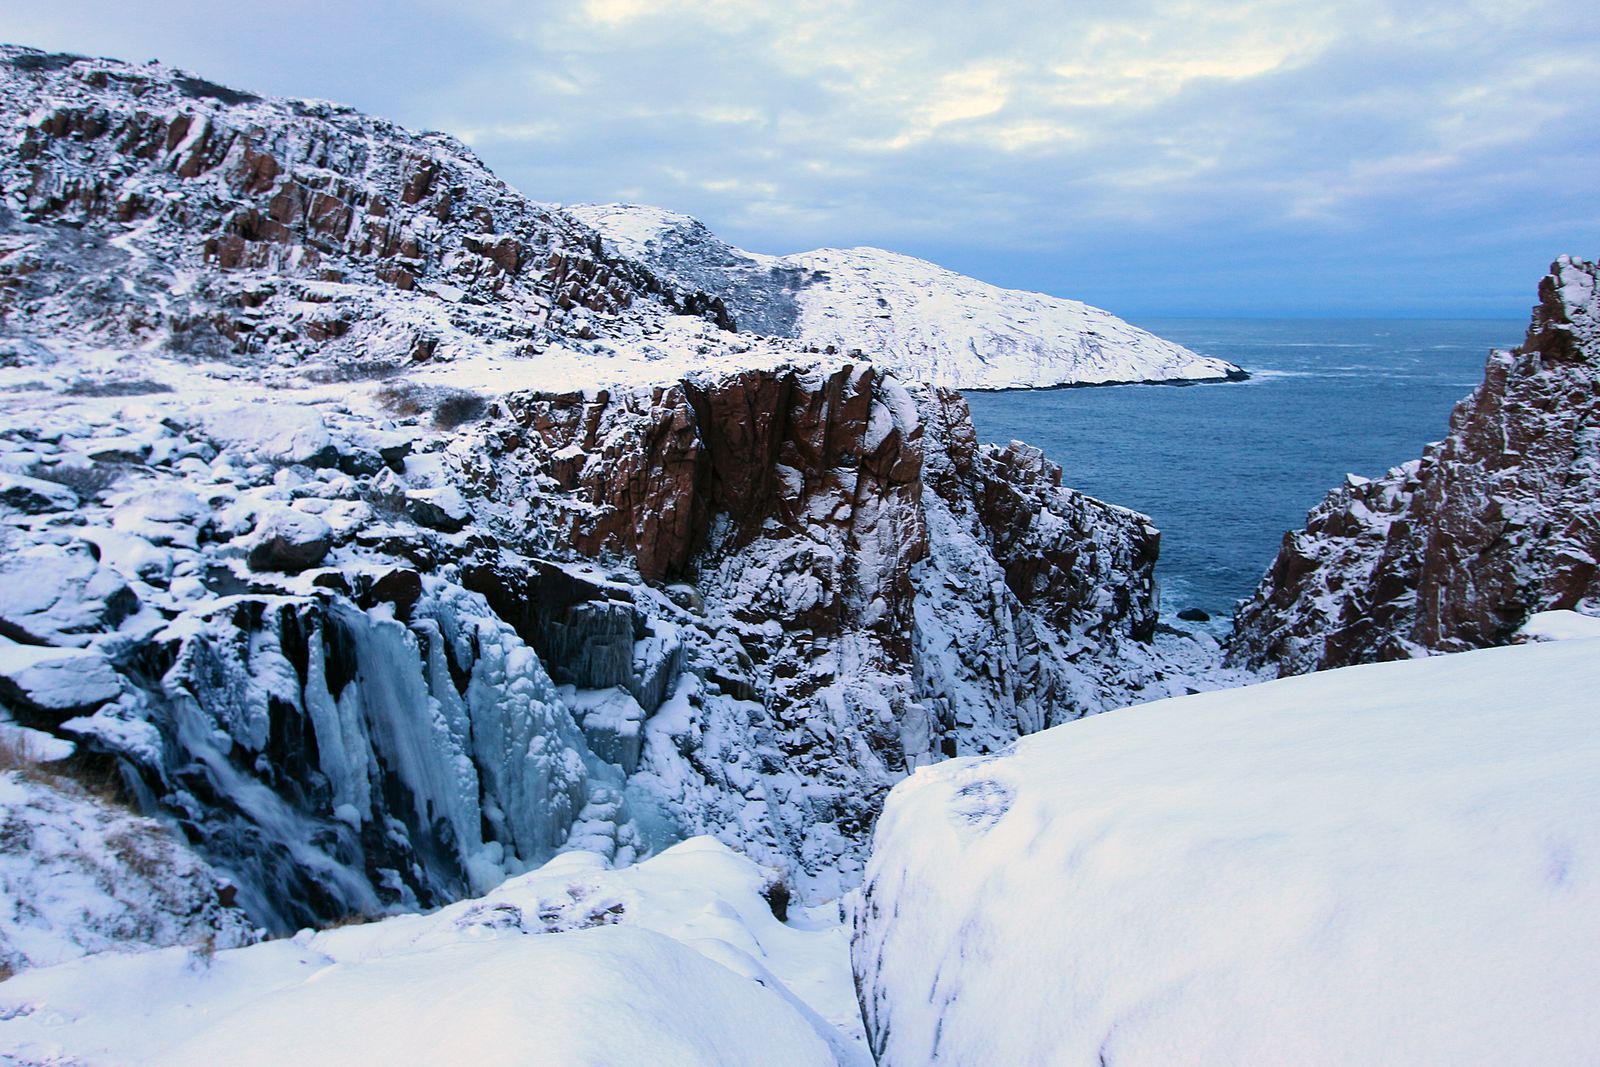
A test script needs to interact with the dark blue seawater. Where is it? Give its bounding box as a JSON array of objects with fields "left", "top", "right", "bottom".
[{"left": 961, "top": 318, "right": 1526, "bottom": 631}]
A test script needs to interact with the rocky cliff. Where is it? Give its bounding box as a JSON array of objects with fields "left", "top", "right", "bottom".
[
  {"left": 464, "top": 363, "right": 1184, "bottom": 894},
  {"left": 1229, "top": 256, "right": 1600, "bottom": 674},
  {"left": 0, "top": 43, "right": 1220, "bottom": 936},
  {"left": 0, "top": 45, "right": 719, "bottom": 377}
]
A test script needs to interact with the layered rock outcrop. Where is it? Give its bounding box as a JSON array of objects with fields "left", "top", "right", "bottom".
[
  {"left": 0, "top": 45, "right": 718, "bottom": 374},
  {"left": 1230, "top": 256, "right": 1600, "bottom": 674}
]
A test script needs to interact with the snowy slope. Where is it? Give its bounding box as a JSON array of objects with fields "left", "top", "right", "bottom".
[
  {"left": 0, "top": 837, "right": 864, "bottom": 1066},
  {"left": 0, "top": 751, "right": 256, "bottom": 974},
  {"left": 569, "top": 203, "right": 1244, "bottom": 388},
  {"left": 855, "top": 635, "right": 1600, "bottom": 1065}
]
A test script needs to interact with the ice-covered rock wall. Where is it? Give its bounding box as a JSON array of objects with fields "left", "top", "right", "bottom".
[
  {"left": 0, "top": 394, "right": 665, "bottom": 933},
  {"left": 1230, "top": 256, "right": 1600, "bottom": 674},
  {"left": 137, "top": 582, "right": 603, "bottom": 928}
]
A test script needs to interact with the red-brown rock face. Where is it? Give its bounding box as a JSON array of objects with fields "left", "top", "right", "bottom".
[
  {"left": 466, "top": 365, "right": 1167, "bottom": 886},
  {"left": 498, "top": 364, "right": 927, "bottom": 647},
  {"left": 0, "top": 46, "right": 717, "bottom": 371},
  {"left": 1229, "top": 256, "right": 1600, "bottom": 675}
]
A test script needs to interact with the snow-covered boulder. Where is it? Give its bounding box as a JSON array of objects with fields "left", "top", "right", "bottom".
[
  {"left": 245, "top": 508, "right": 333, "bottom": 572},
  {"left": 200, "top": 405, "right": 335, "bottom": 468},
  {"left": 0, "top": 542, "right": 138, "bottom": 646},
  {"left": 403, "top": 485, "right": 472, "bottom": 532},
  {"left": 110, "top": 486, "right": 209, "bottom": 549},
  {"left": 1515, "top": 608, "right": 1600, "bottom": 642},
  {"left": 0, "top": 471, "right": 78, "bottom": 514},
  {"left": 854, "top": 638, "right": 1600, "bottom": 1065},
  {"left": 0, "top": 641, "right": 122, "bottom": 718}
]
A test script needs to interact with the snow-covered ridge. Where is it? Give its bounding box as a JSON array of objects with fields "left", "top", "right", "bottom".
[
  {"left": 568, "top": 202, "right": 1246, "bottom": 389},
  {"left": 856, "top": 635, "right": 1600, "bottom": 1064}
]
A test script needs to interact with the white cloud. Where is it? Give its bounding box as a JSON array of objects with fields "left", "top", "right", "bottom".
[{"left": 7, "top": 0, "right": 1598, "bottom": 311}]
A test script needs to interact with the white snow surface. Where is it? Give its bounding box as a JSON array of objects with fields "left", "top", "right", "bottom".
[
  {"left": 855, "top": 637, "right": 1600, "bottom": 1066},
  {"left": 1516, "top": 608, "right": 1600, "bottom": 642},
  {"left": 787, "top": 246, "right": 1238, "bottom": 388},
  {"left": 0, "top": 837, "right": 865, "bottom": 1066},
  {"left": 568, "top": 203, "right": 1242, "bottom": 389}
]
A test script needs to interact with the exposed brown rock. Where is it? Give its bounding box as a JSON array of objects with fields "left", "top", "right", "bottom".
[{"left": 1229, "top": 256, "right": 1600, "bottom": 674}]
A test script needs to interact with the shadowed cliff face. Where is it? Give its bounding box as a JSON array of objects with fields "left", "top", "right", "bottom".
[{"left": 1230, "top": 256, "right": 1600, "bottom": 675}]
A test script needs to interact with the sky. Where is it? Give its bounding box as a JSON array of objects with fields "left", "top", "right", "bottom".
[{"left": 5, "top": 0, "right": 1597, "bottom": 318}]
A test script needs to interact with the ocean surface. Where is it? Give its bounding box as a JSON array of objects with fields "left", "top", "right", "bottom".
[{"left": 961, "top": 318, "right": 1527, "bottom": 633}]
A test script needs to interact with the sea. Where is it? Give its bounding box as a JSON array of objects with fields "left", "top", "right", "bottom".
[{"left": 961, "top": 318, "right": 1527, "bottom": 634}]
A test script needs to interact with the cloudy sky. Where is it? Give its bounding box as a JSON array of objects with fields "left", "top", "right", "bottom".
[{"left": 8, "top": 0, "right": 1598, "bottom": 317}]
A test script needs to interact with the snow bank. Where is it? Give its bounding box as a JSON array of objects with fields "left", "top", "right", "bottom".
[
  {"left": 855, "top": 638, "right": 1600, "bottom": 1065},
  {"left": 1516, "top": 609, "right": 1600, "bottom": 642},
  {"left": 0, "top": 837, "right": 863, "bottom": 1065}
]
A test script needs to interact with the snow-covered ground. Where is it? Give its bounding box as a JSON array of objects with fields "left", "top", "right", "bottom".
[
  {"left": 0, "top": 736, "right": 257, "bottom": 975},
  {"left": 855, "top": 632, "right": 1600, "bottom": 1065},
  {"left": 568, "top": 203, "right": 1244, "bottom": 388},
  {"left": 0, "top": 837, "right": 868, "bottom": 1066}
]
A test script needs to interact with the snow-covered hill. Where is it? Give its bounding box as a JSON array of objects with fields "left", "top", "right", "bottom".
[
  {"left": 569, "top": 203, "right": 1245, "bottom": 389},
  {"left": 855, "top": 630, "right": 1600, "bottom": 1065}
]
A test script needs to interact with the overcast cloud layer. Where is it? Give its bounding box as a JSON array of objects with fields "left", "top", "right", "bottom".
[{"left": 8, "top": 0, "right": 1597, "bottom": 316}]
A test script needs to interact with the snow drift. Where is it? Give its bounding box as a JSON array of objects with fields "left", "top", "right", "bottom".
[
  {"left": 854, "top": 635, "right": 1600, "bottom": 1065},
  {"left": 0, "top": 837, "right": 865, "bottom": 1065}
]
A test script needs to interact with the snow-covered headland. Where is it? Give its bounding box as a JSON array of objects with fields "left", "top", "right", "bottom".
[{"left": 568, "top": 203, "right": 1245, "bottom": 390}]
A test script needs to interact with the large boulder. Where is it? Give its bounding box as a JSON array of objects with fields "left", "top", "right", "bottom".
[
  {"left": 245, "top": 509, "right": 333, "bottom": 572},
  {"left": 0, "top": 542, "right": 138, "bottom": 646},
  {"left": 0, "top": 471, "right": 78, "bottom": 514},
  {"left": 403, "top": 486, "right": 472, "bottom": 532},
  {"left": 0, "top": 641, "right": 122, "bottom": 718}
]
